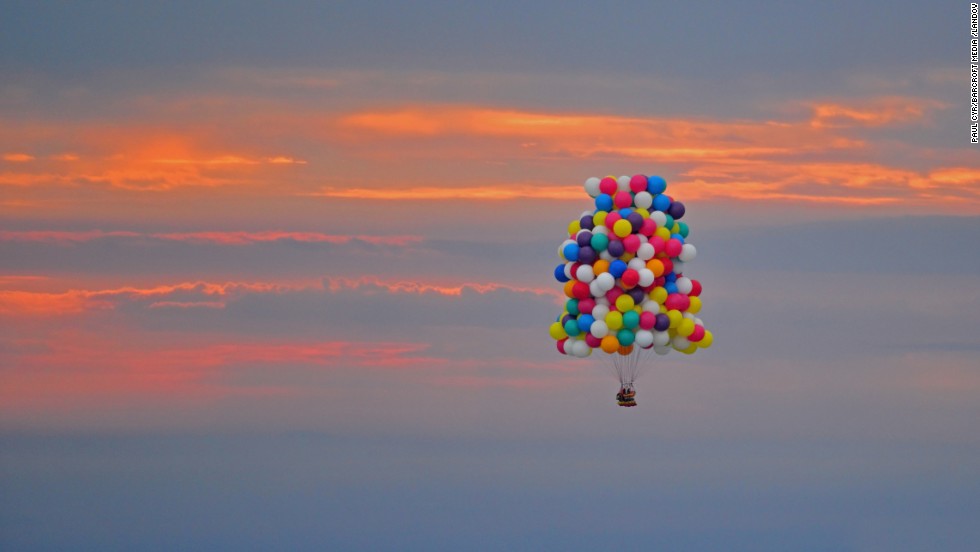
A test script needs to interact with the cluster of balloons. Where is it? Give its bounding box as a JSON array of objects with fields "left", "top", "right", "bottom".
[{"left": 550, "top": 174, "right": 713, "bottom": 358}]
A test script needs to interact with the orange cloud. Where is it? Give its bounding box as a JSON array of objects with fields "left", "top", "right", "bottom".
[
  {"left": 0, "top": 230, "right": 423, "bottom": 246},
  {"left": 3, "top": 152, "right": 35, "bottom": 162},
  {"left": 0, "top": 275, "right": 558, "bottom": 316},
  {"left": 308, "top": 184, "right": 582, "bottom": 201},
  {"left": 808, "top": 96, "right": 948, "bottom": 128}
]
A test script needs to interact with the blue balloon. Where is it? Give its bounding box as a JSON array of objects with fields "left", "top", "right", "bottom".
[
  {"left": 652, "top": 194, "right": 671, "bottom": 212},
  {"left": 647, "top": 175, "right": 667, "bottom": 194},
  {"left": 562, "top": 242, "right": 580, "bottom": 262},
  {"left": 554, "top": 264, "right": 570, "bottom": 282},
  {"left": 664, "top": 282, "right": 678, "bottom": 294},
  {"left": 665, "top": 272, "right": 677, "bottom": 282},
  {"left": 609, "top": 260, "right": 628, "bottom": 278},
  {"left": 577, "top": 314, "right": 595, "bottom": 333},
  {"left": 595, "top": 194, "right": 614, "bottom": 212},
  {"left": 618, "top": 207, "right": 633, "bottom": 217},
  {"left": 670, "top": 233, "right": 685, "bottom": 244}
]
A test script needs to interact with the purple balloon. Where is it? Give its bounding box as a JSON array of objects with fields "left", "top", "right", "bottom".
[
  {"left": 668, "top": 201, "right": 685, "bottom": 219},
  {"left": 627, "top": 287, "right": 645, "bottom": 304},
  {"left": 579, "top": 215, "right": 595, "bottom": 230},
  {"left": 577, "top": 246, "right": 597, "bottom": 264},
  {"left": 654, "top": 313, "right": 670, "bottom": 331},
  {"left": 607, "top": 240, "right": 625, "bottom": 257},
  {"left": 576, "top": 231, "right": 593, "bottom": 247},
  {"left": 627, "top": 212, "right": 644, "bottom": 232},
  {"left": 562, "top": 314, "right": 573, "bottom": 326}
]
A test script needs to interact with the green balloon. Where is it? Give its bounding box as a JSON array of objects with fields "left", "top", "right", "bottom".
[
  {"left": 590, "top": 233, "right": 609, "bottom": 252},
  {"left": 617, "top": 328, "right": 635, "bottom": 346},
  {"left": 622, "top": 310, "right": 640, "bottom": 329}
]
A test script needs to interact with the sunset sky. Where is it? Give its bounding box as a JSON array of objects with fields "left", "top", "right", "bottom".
[{"left": 2, "top": 2, "right": 978, "bottom": 550}]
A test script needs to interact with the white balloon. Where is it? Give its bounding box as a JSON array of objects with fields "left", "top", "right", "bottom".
[
  {"left": 595, "top": 272, "right": 615, "bottom": 292},
  {"left": 589, "top": 280, "right": 604, "bottom": 297},
  {"left": 575, "top": 264, "right": 595, "bottom": 283},
  {"left": 584, "top": 177, "right": 601, "bottom": 198},
  {"left": 563, "top": 262, "right": 574, "bottom": 279},
  {"left": 592, "top": 225, "right": 609, "bottom": 236},
  {"left": 676, "top": 276, "right": 693, "bottom": 295},
  {"left": 590, "top": 320, "right": 610, "bottom": 338},
  {"left": 634, "top": 330, "right": 654, "bottom": 348},
  {"left": 679, "top": 243, "right": 697, "bottom": 262},
  {"left": 633, "top": 191, "right": 653, "bottom": 209},
  {"left": 672, "top": 335, "right": 691, "bottom": 350},
  {"left": 642, "top": 300, "right": 660, "bottom": 313},
  {"left": 627, "top": 258, "right": 645, "bottom": 271},
  {"left": 638, "top": 268, "right": 655, "bottom": 287},
  {"left": 682, "top": 311, "right": 695, "bottom": 320},
  {"left": 653, "top": 331, "right": 671, "bottom": 347},
  {"left": 694, "top": 317, "right": 703, "bottom": 326},
  {"left": 617, "top": 175, "right": 631, "bottom": 191},
  {"left": 594, "top": 296, "right": 609, "bottom": 307},
  {"left": 591, "top": 304, "right": 610, "bottom": 320},
  {"left": 571, "top": 339, "right": 591, "bottom": 357},
  {"left": 672, "top": 260, "right": 685, "bottom": 274},
  {"left": 650, "top": 211, "right": 667, "bottom": 227},
  {"left": 599, "top": 250, "right": 613, "bottom": 261},
  {"left": 636, "top": 243, "right": 655, "bottom": 261},
  {"left": 654, "top": 344, "right": 672, "bottom": 355}
]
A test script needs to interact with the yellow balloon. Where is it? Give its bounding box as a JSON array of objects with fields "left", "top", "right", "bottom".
[
  {"left": 615, "top": 294, "right": 635, "bottom": 312},
  {"left": 634, "top": 208, "right": 650, "bottom": 219},
  {"left": 655, "top": 227, "right": 672, "bottom": 241},
  {"left": 671, "top": 222, "right": 680, "bottom": 234},
  {"left": 621, "top": 252, "right": 635, "bottom": 261},
  {"left": 549, "top": 322, "right": 567, "bottom": 340},
  {"left": 659, "top": 304, "right": 668, "bottom": 313},
  {"left": 683, "top": 343, "right": 698, "bottom": 354},
  {"left": 688, "top": 296, "right": 702, "bottom": 314},
  {"left": 649, "top": 286, "right": 668, "bottom": 304},
  {"left": 677, "top": 318, "right": 696, "bottom": 337},
  {"left": 605, "top": 311, "right": 624, "bottom": 330},
  {"left": 568, "top": 220, "right": 581, "bottom": 236},
  {"left": 698, "top": 330, "right": 714, "bottom": 348},
  {"left": 613, "top": 219, "right": 632, "bottom": 238},
  {"left": 593, "top": 211, "right": 607, "bottom": 227},
  {"left": 666, "top": 309, "right": 683, "bottom": 328}
]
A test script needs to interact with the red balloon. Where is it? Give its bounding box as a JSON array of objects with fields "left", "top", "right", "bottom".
[
  {"left": 605, "top": 287, "right": 624, "bottom": 303},
  {"left": 621, "top": 269, "right": 640, "bottom": 288},
  {"left": 578, "top": 297, "right": 596, "bottom": 314},
  {"left": 585, "top": 333, "right": 602, "bottom": 347},
  {"left": 690, "top": 279, "right": 702, "bottom": 297},
  {"left": 557, "top": 338, "right": 568, "bottom": 354},
  {"left": 665, "top": 238, "right": 683, "bottom": 257},
  {"left": 572, "top": 282, "right": 591, "bottom": 299},
  {"left": 660, "top": 258, "right": 674, "bottom": 275}
]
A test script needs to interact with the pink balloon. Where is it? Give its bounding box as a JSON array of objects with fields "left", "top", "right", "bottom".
[
  {"left": 585, "top": 333, "right": 602, "bottom": 347},
  {"left": 640, "top": 218, "right": 656, "bottom": 236},
  {"left": 629, "top": 174, "right": 648, "bottom": 192},
  {"left": 599, "top": 177, "right": 617, "bottom": 195},
  {"left": 622, "top": 234, "right": 640, "bottom": 253},
  {"left": 614, "top": 191, "right": 633, "bottom": 209},
  {"left": 557, "top": 338, "right": 568, "bottom": 354},
  {"left": 665, "top": 238, "right": 683, "bottom": 257},
  {"left": 578, "top": 298, "right": 596, "bottom": 314},
  {"left": 639, "top": 311, "right": 657, "bottom": 330},
  {"left": 649, "top": 236, "right": 665, "bottom": 253},
  {"left": 605, "top": 212, "right": 622, "bottom": 229},
  {"left": 689, "top": 325, "right": 705, "bottom": 342},
  {"left": 664, "top": 293, "right": 690, "bottom": 311},
  {"left": 606, "top": 287, "right": 624, "bottom": 302}
]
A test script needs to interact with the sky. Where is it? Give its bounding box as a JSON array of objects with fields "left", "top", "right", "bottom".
[{"left": 1, "top": 2, "right": 978, "bottom": 550}]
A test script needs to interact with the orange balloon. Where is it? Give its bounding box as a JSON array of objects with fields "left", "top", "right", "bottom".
[
  {"left": 600, "top": 335, "right": 620, "bottom": 353},
  {"left": 646, "top": 258, "right": 665, "bottom": 277},
  {"left": 593, "top": 259, "right": 610, "bottom": 275},
  {"left": 617, "top": 345, "right": 634, "bottom": 356},
  {"left": 563, "top": 280, "right": 577, "bottom": 298}
]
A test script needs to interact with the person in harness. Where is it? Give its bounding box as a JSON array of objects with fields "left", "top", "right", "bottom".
[{"left": 616, "top": 385, "right": 637, "bottom": 407}]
